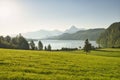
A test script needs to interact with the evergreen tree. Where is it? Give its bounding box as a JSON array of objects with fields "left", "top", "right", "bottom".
[
  {"left": 0, "top": 36, "right": 12, "bottom": 48},
  {"left": 84, "top": 39, "right": 91, "bottom": 53},
  {"left": 38, "top": 41, "right": 43, "bottom": 50},
  {"left": 47, "top": 44, "right": 51, "bottom": 51},
  {"left": 0, "top": 34, "right": 29, "bottom": 49},
  {"left": 0, "top": 36, "right": 4, "bottom": 42},
  {"left": 17, "top": 35, "right": 29, "bottom": 50},
  {"left": 5, "top": 36, "right": 11, "bottom": 42},
  {"left": 29, "top": 40, "right": 35, "bottom": 50},
  {"left": 44, "top": 46, "right": 47, "bottom": 50},
  {"left": 0, "top": 36, "right": 4, "bottom": 48},
  {"left": 11, "top": 37, "right": 18, "bottom": 45}
]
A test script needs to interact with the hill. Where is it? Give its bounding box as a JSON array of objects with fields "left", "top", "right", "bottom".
[
  {"left": 0, "top": 48, "right": 120, "bottom": 80},
  {"left": 97, "top": 22, "right": 120, "bottom": 48},
  {"left": 48, "top": 28, "right": 105, "bottom": 40}
]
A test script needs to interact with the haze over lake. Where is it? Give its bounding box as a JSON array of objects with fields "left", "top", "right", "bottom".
[{"left": 34, "top": 40, "right": 98, "bottom": 50}]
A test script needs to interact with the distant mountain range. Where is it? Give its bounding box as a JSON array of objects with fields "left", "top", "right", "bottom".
[
  {"left": 22, "top": 26, "right": 83, "bottom": 39},
  {"left": 47, "top": 28, "right": 105, "bottom": 40},
  {"left": 21, "top": 26, "right": 105, "bottom": 40},
  {"left": 22, "top": 30, "right": 63, "bottom": 39}
]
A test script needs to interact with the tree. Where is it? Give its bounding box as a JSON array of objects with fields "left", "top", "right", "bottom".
[
  {"left": 79, "top": 46, "right": 81, "bottom": 50},
  {"left": 0, "top": 36, "right": 4, "bottom": 41},
  {"left": 5, "top": 36, "right": 11, "bottom": 42},
  {"left": 11, "top": 37, "right": 18, "bottom": 45},
  {"left": 84, "top": 39, "right": 91, "bottom": 53},
  {"left": 44, "top": 46, "right": 47, "bottom": 50},
  {"left": 47, "top": 44, "right": 51, "bottom": 51},
  {"left": 0, "top": 36, "right": 5, "bottom": 48},
  {"left": 17, "top": 35, "right": 29, "bottom": 50},
  {"left": 38, "top": 41, "right": 43, "bottom": 50},
  {"left": 0, "top": 36, "right": 13, "bottom": 48},
  {"left": 29, "top": 40, "right": 35, "bottom": 50},
  {"left": 10, "top": 34, "right": 29, "bottom": 49},
  {"left": 0, "top": 34, "right": 29, "bottom": 49}
]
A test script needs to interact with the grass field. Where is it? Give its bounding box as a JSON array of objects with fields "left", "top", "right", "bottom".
[{"left": 0, "top": 48, "right": 120, "bottom": 80}]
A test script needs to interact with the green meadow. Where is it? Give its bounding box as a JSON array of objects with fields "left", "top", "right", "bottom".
[{"left": 0, "top": 48, "right": 120, "bottom": 80}]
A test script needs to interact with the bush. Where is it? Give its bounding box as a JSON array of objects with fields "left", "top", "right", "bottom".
[{"left": 61, "top": 47, "right": 78, "bottom": 51}]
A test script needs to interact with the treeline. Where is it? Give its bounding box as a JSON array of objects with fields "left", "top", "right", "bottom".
[
  {"left": 0, "top": 34, "right": 29, "bottom": 49},
  {"left": 97, "top": 22, "right": 120, "bottom": 48},
  {"left": 0, "top": 34, "right": 96, "bottom": 52},
  {"left": 0, "top": 34, "right": 52, "bottom": 51},
  {"left": 61, "top": 48, "right": 78, "bottom": 51},
  {"left": 29, "top": 40, "right": 52, "bottom": 51}
]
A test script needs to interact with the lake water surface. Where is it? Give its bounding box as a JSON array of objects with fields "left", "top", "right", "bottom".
[{"left": 34, "top": 40, "right": 98, "bottom": 50}]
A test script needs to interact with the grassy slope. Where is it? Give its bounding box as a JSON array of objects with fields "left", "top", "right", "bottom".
[{"left": 0, "top": 48, "right": 120, "bottom": 80}]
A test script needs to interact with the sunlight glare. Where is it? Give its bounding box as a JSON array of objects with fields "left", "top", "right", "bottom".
[{"left": 0, "top": 0, "right": 20, "bottom": 19}]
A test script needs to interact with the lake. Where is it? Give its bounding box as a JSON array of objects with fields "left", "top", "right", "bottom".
[{"left": 34, "top": 40, "right": 98, "bottom": 50}]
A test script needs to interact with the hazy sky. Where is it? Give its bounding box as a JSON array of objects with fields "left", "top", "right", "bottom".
[{"left": 0, "top": 0, "right": 120, "bottom": 35}]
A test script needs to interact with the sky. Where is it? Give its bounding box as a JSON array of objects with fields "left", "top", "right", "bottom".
[{"left": 0, "top": 0, "right": 120, "bottom": 35}]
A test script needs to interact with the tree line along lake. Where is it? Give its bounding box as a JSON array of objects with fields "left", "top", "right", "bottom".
[{"left": 33, "top": 40, "right": 98, "bottom": 50}]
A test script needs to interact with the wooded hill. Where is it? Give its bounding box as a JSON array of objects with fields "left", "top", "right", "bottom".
[{"left": 97, "top": 22, "right": 120, "bottom": 48}]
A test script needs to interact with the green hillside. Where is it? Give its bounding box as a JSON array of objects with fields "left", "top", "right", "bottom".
[
  {"left": 48, "top": 28, "right": 105, "bottom": 40},
  {"left": 97, "top": 22, "right": 120, "bottom": 48},
  {"left": 0, "top": 48, "right": 120, "bottom": 80}
]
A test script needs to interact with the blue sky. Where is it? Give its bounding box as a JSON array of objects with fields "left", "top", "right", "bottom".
[{"left": 0, "top": 0, "right": 120, "bottom": 35}]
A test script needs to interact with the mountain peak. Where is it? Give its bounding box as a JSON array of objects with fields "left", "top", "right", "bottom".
[
  {"left": 70, "top": 25, "right": 78, "bottom": 29},
  {"left": 65, "top": 25, "right": 80, "bottom": 33}
]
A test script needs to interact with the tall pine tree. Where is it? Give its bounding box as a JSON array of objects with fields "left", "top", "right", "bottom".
[
  {"left": 84, "top": 39, "right": 91, "bottom": 53},
  {"left": 29, "top": 40, "right": 35, "bottom": 50},
  {"left": 38, "top": 41, "right": 43, "bottom": 50}
]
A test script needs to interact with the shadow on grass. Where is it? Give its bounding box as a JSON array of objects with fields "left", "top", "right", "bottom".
[
  {"left": 90, "top": 49, "right": 120, "bottom": 57},
  {"left": 94, "top": 49, "right": 120, "bottom": 53},
  {"left": 0, "top": 62, "right": 9, "bottom": 65}
]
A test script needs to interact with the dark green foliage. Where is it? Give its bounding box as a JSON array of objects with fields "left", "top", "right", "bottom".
[
  {"left": 44, "top": 46, "right": 47, "bottom": 50},
  {"left": 0, "top": 34, "right": 29, "bottom": 50},
  {"left": 47, "top": 44, "right": 51, "bottom": 51},
  {"left": 17, "top": 34, "right": 29, "bottom": 50},
  {"left": 5, "top": 36, "right": 11, "bottom": 42},
  {"left": 97, "top": 22, "right": 120, "bottom": 48},
  {"left": 84, "top": 39, "right": 91, "bottom": 53},
  {"left": 38, "top": 41, "right": 43, "bottom": 50},
  {"left": 44, "top": 45, "right": 51, "bottom": 51},
  {"left": 0, "top": 36, "right": 4, "bottom": 41},
  {"left": 29, "top": 40, "right": 35, "bottom": 50},
  {"left": 61, "top": 47, "right": 78, "bottom": 51}
]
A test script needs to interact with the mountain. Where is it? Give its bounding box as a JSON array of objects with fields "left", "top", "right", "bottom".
[
  {"left": 64, "top": 25, "right": 84, "bottom": 33},
  {"left": 22, "top": 30, "right": 63, "bottom": 39},
  {"left": 97, "top": 22, "right": 120, "bottom": 48},
  {"left": 47, "top": 28, "right": 105, "bottom": 40},
  {"left": 22, "top": 26, "right": 83, "bottom": 39}
]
